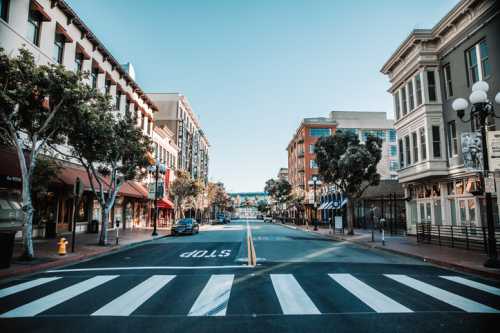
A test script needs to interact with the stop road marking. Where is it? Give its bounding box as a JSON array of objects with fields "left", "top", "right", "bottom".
[{"left": 180, "top": 250, "right": 232, "bottom": 258}]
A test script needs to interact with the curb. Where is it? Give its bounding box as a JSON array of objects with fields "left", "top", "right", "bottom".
[
  {"left": 0, "top": 234, "right": 168, "bottom": 282},
  {"left": 276, "top": 223, "right": 500, "bottom": 281}
]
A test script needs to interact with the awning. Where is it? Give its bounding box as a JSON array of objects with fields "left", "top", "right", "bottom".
[
  {"left": 157, "top": 197, "right": 174, "bottom": 209},
  {"left": 31, "top": 0, "right": 51, "bottom": 22},
  {"left": 118, "top": 181, "right": 147, "bottom": 199},
  {"left": 318, "top": 201, "right": 329, "bottom": 210},
  {"left": 56, "top": 23, "right": 73, "bottom": 43}
]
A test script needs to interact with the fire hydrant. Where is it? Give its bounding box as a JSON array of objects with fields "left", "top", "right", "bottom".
[{"left": 57, "top": 238, "right": 68, "bottom": 256}]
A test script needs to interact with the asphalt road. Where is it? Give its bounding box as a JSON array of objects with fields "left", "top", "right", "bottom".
[{"left": 1, "top": 219, "right": 499, "bottom": 332}]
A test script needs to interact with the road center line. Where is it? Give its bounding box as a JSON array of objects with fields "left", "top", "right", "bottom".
[{"left": 46, "top": 265, "right": 251, "bottom": 273}]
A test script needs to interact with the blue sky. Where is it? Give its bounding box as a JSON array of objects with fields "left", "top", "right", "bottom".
[{"left": 67, "top": 0, "right": 458, "bottom": 192}]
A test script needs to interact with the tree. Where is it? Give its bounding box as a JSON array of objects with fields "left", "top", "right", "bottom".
[
  {"left": 60, "top": 93, "right": 151, "bottom": 245},
  {"left": 315, "top": 130, "right": 382, "bottom": 235},
  {"left": 170, "top": 171, "right": 203, "bottom": 219},
  {"left": 257, "top": 200, "right": 270, "bottom": 214},
  {"left": 0, "top": 48, "right": 90, "bottom": 259},
  {"left": 264, "top": 178, "right": 292, "bottom": 215}
]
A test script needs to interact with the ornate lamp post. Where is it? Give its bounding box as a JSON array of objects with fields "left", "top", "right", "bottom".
[
  {"left": 452, "top": 80, "right": 500, "bottom": 268},
  {"left": 308, "top": 176, "right": 322, "bottom": 231},
  {"left": 148, "top": 160, "right": 167, "bottom": 236}
]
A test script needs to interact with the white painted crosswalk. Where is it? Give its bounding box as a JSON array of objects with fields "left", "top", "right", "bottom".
[
  {"left": 329, "top": 274, "right": 412, "bottom": 313},
  {"left": 385, "top": 274, "right": 500, "bottom": 314},
  {"left": 188, "top": 274, "right": 234, "bottom": 316},
  {"left": 0, "top": 277, "right": 61, "bottom": 299},
  {"left": 0, "top": 273, "right": 498, "bottom": 318},
  {"left": 271, "top": 274, "right": 320, "bottom": 315},
  {"left": 92, "top": 275, "right": 175, "bottom": 316},
  {"left": 440, "top": 276, "right": 500, "bottom": 296},
  {"left": 0, "top": 275, "right": 118, "bottom": 318}
]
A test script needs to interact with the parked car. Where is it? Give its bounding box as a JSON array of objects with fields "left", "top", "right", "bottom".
[
  {"left": 171, "top": 218, "right": 199, "bottom": 235},
  {"left": 256, "top": 214, "right": 263, "bottom": 220},
  {"left": 263, "top": 216, "right": 272, "bottom": 223}
]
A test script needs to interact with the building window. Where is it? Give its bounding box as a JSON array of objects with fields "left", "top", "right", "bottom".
[
  {"left": 479, "top": 40, "right": 491, "bottom": 79},
  {"left": 432, "top": 126, "right": 441, "bottom": 158},
  {"left": 310, "top": 160, "right": 318, "bottom": 169},
  {"left": 91, "top": 67, "right": 99, "bottom": 89},
  {"left": 404, "top": 136, "right": 411, "bottom": 166},
  {"left": 75, "top": 53, "right": 84, "bottom": 73},
  {"left": 389, "top": 160, "right": 399, "bottom": 171},
  {"left": 362, "top": 130, "right": 385, "bottom": 141},
  {"left": 27, "top": 9, "right": 41, "bottom": 46},
  {"left": 412, "top": 132, "right": 418, "bottom": 163},
  {"left": 447, "top": 121, "right": 458, "bottom": 157},
  {"left": 53, "top": 33, "right": 65, "bottom": 64},
  {"left": 388, "top": 129, "right": 396, "bottom": 142},
  {"left": 415, "top": 73, "right": 422, "bottom": 106},
  {"left": 309, "top": 128, "right": 332, "bottom": 138},
  {"left": 105, "top": 80, "right": 111, "bottom": 95},
  {"left": 419, "top": 127, "right": 427, "bottom": 161},
  {"left": 408, "top": 80, "right": 415, "bottom": 111},
  {"left": 390, "top": 145, "right": 397, "bottom": 156},
  {"left": 427, "top": 71, "right": 437, "bottom": 102},
  {"left": 309, "top": 144, "right": 315, "bottom": 153},
  {"left": 443, "top": 63, "right": 453, "bottom": 99},
  {"left": 1, "top": 0, "right": 10, "bottom": 22},
  {"left": 466, "top": 40, "right": 490, "bottom": 84},
  {"left": 394, "top": 91, "right": 401, "bottom": 120},
  {"left": 309, "top": 128, "right": 331, "bottom": 137},
  {"left": 115, "top": 91, "right": 122, "bottom": 110},
  {"left": 401, "top": 87, "right": 408, "bottom": 115}
]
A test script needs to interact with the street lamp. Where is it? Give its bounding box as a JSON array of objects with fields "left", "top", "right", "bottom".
[
  {"left": 148, "top": 160, "right": 167, "bottom": 237},
  {"left": 452, "top": 80, "right": 500, "bottom": 268},
  {"left": 308, "top": 176, "right": 322, "bottom": 231}
]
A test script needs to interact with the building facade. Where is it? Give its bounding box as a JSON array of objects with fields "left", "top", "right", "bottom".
[
  {"left": 287, "top": 118, "right": 337, "bottom": 221},
  {"left": 381, "top": 0, "right": 500, "bottom": 234},
  {"left": 149, "top": 93, "right": 210, "bottom": 184},
  {"left": 329, "top": 111, "right": 399, "bottom": 180},
  {"left": 277, "top": 168, "right": 289, "bottom": 181},
  {"left": 0, "top": 0, "right": 161, "bottom": 236}
]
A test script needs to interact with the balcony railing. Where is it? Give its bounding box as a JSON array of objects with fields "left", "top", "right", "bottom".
[{"left": 416, "top": 222, "right": 500, "bottom": 252}]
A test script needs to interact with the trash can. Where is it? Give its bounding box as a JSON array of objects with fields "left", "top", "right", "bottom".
[
  {"left": 0, "top": 232, "right": 16, "bottom": 268},
  {"left": 45, "top": 222, "right": 56, "bottom": 239},
  {"left": 89, "top": 219, "right": 99, "bottom": 233}
]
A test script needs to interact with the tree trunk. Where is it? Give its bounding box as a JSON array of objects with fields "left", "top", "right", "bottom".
[
  {"left": 99, "top": 207, "right": 110, "bottom": 246},
  {"left": 346, "top": 198, "right": 355, "bottom": 235},
  {"left": 21, "top": 197, "right": 34, "bottom": 260}
]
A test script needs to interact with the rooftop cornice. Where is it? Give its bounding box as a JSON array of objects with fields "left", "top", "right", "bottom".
[
  {"left": 55, "top": 0, "right": 159, "bottom": 112},
  {"left": 380, "top": 0, "right": 489, "bottom": 75}
]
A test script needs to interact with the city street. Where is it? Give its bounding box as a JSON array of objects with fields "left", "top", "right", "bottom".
[{"left": 0, "top": 220, "right": 499, "bottom": 332}]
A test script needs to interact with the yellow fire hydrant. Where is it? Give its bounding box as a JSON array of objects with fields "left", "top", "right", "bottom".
[{"left": 57, "top": 238, "right": 68, "bottom": 256}]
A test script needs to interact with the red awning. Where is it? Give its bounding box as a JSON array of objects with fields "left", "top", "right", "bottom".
[
  {"left": 118, "top": 181, "right": 147, "bottom": 199},
  {"left": 157, "top": 197, "right": 174, "bottom": 209}
]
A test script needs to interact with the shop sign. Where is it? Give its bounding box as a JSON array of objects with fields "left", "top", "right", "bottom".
[
  {"left": 461, "top": 132, "right": 483, "bottom": 172},
  {"left": 487, "top": 131, "right": 500, "bottom": 171}
]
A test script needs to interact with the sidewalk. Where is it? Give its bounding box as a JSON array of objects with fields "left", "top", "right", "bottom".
[
  {"left": 0, "top": 228, "right": 169, "bottom": 281},
  {"left": 278, "top": 222, "right": 500, "bottom": 280}
]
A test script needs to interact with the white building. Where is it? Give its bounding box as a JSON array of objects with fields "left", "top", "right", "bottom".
[
  {"left": 329, "top": 111, "right": 398, "bottom": 180},
  {"left": 0, "top": 0, "right": 160, "bottom": 235}
]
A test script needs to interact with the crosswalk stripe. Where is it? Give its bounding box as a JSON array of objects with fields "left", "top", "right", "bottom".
[
  {"left": 270, "top": 274, "right": 320, "bottom": 315},
  {"left": 329, "top": 274, "right": 412, "bottom": 313},
  {"left": 440, "top": 276, "right": 500, "bottom": 296},
  {"left": 385, "top": 274, "right": 500, "bottom": 313},
  {"left": 92, "top": 275, "right": 175, "bottom": 316},
  {"left": 0, "top": 277, "right": 61, "bottom": 299},
  {"left": 188, "top": 274, "right": 234, "bottom": 316},
  {"left": 0, "top": 275, "right": 118, "bottom": 318}
]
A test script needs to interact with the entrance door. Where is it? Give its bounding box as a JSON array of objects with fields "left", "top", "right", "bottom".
[{"left": 457, "top": 198, "right": 477, "bottom": 226}]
